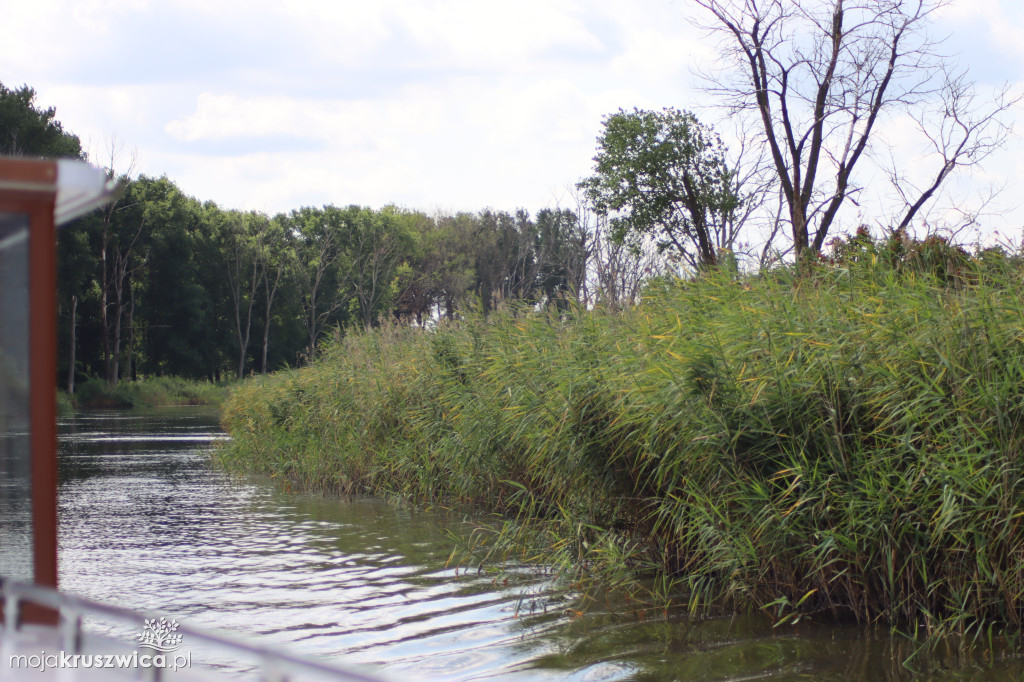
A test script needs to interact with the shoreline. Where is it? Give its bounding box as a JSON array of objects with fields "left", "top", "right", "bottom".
[{"left": 216, "top": 254, "right": 1024, "bottom": 649}]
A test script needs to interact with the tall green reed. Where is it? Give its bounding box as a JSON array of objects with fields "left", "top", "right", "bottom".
[{"left": 217, "top": 254, "right": 1024, "bottom": 643}]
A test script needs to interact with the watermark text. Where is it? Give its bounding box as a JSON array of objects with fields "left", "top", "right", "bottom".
[{"left": 10, "top": 650, "right": 191, "bottom": 673}]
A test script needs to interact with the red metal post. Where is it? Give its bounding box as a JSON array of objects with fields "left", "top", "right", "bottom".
[
  {"left": 28, "top": 195, "right": 58, "bottom": 624},
  {"left": 0, "top": 159, "right": 61, "bottom": 624}
]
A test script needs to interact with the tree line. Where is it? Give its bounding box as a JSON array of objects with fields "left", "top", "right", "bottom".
[
  {"left": 57, "top": 175, "right": 671, "bottom": 386},
  {"left": 0, "top": 84, "right": 670, "bottom": 387},
  {"left": 4, "top": 1, "right": 1016, "bottom": 387}
]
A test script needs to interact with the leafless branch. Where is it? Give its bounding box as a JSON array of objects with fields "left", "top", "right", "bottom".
[{"left": 690, "top": 0, "right": 1011, "bottom": 259}]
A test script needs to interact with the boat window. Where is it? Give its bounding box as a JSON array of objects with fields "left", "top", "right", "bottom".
[{"left": 0, "top": 211, "right": 33, "bottom": 582}]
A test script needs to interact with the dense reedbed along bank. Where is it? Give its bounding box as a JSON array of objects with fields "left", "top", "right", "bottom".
[{"left": 217, "top": 251, "right": 1024, "bottom": 642}]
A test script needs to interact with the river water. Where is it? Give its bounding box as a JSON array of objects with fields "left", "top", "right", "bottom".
[{"left": 55, "top": 407, "right": 1020, "bottom": 681}]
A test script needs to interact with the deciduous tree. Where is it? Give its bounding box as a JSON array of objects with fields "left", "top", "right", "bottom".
[
  {"left": 221, "top": 210, "right": 266, "bottom": 379},
  {"left": 288, "top": 206, "right": 347, "bottom": 361},
  {"left": 257, "top": 215, "right": 293, "bottom": 373},
  {"left": 0, "top": 82, "right": 82, "bottom": 158},
  {"left": 341, "top": 206, "right": 415, "bottom": 328},
  {"left": 579, "top": 108, "right": 741, "bottom": 269},
  {"left": 694, "top": 0, "right": 1017, "bottom": 256}
]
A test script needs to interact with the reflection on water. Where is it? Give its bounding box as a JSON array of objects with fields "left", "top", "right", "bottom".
[{"left": 56, "top": 408, "right": 1022, "bottom": 681}]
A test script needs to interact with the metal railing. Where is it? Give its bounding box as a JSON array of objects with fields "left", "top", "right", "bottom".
[{"left": 0, "top": 577, "right": 385, "bottom": 682}]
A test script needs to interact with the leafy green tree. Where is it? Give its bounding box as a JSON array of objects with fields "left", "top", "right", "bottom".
[
  {"left": 340, "top": 205, "right": 416, "bottom": 328},
  {"left": 579, "top": 107, "right": 741, "bottom": 269},
  {"left": 4, "top": 79, "right": 93, "bottom": 388},
  {"left": 0, "top": 82, "right": 82, "bottom": 158},
  {"left": 221, "top": 210, "right": 268, "bottom": 378},
  {"left": 287, "top": 206, "right": 349, "bottom": 360},
  {"left": 257, "top": 215, "right": 294, "bottom": 373},
  {"left": 473, "top": 210, "right": 539, "bottom": 315},
  {"left": 429, "top": 213, "right": 480, "bottom": 320},
  {"left": 534, "top": 208, "right": 588, "bottom": 307},
  {"left": 389, "top": 210, "right": 437, "bottom": 326},
  {"left": 135, "top": 179, "right": 219, "bottom": 379}
]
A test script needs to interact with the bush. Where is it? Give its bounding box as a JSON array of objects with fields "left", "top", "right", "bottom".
[
  {"left": 56, "top": 390, "right": 75, "bottom": 416},
  {"left": 72, "top": 376, "right": 230, "bottom": 409}
]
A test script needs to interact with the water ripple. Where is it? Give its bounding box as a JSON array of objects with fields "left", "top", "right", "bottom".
[
  {"left": 55, "top": 407, "right": 991, "bottom": 682},
  {"left": 57, "top": 409, "right": 567, "bottom": 680}
]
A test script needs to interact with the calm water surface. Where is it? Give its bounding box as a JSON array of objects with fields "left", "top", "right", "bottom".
[{"left": 56, "top": 408, "right": 1022, "bottom": 681}]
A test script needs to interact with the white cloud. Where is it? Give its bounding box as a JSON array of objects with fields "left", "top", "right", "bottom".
[
  {"left": 165, "top": 94, "right": 330, "bottom": 142},
  {"left": 157, "top": 74, "right": 610, "bottom": 213},
  {"left": 3, "top": 0, "right": 1021, "bottom": 239},
  {"left": 395, "top": 1, "right": 604, "bottom": 68}
]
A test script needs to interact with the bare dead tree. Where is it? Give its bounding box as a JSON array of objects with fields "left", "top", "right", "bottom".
[
  {"left": 889, "top": 74, "right": 1018, "bottom": 234},
  {"left": 758, "top": 184, "right": 793, "bottom": 269},
  {"left": 590, "top": 213, "right": 666, "bottom": 310},
  {"left": 694, "top": 0, "right": 1017, "bottom": 258},
  {"left": 564, "top": 186, "right": 604, "bottom": 308},
  {"left": 98, "top": 138, "right": 137, "bottom": 383},
  {"left": 564, "top": 183, "right": 665, "bottom": 309},
  {"left": 109, "top": 217, "right": 148, "bottom": 384},
  {"left": 721, "top": 117, "right": 790, "bottom": 270}
]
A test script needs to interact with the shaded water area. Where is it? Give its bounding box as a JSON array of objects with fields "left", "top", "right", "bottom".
[{"left": 56, "top": 407, "right": 1022, "bottom": 681}]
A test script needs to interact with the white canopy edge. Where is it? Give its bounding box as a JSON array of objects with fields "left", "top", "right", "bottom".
[{"left": 55, "top": 159, "right": 122, "bottom": 225}]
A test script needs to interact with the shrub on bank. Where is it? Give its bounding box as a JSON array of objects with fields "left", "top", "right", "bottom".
[
  {"left": 56, "top": 389, "right": 75, "bottom": 416},
  {"left": 71, "top": 376, "right": 230, "bottom": 409},
  {"left": 218, "top": 251, "right": 1024, "bottom": 642}
]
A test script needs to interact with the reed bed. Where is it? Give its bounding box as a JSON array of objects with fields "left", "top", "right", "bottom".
[{"left": 217, "top": 253, "right": 1024, "bottom": 643}]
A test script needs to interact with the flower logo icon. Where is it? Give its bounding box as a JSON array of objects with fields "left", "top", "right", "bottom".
[{"left": 137, "top": 617, "right": 184, "bottom": 652}]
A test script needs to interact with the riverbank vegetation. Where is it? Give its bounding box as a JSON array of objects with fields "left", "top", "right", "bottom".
[
  {"left": 5, "top": 81, "right": 655, "bottom": 395},
  {"left": 8, "top": 0, "right": 1024, "bottom": 647},
  {"left": 25, "top": 92, "right": 656, "bottom": 395},
  {"left": 8, "top": 0, "right": 1016, "bottom": 403},
  {"left": 219, "top": 234, "right": 1024, "bottom": 646},
  {"left": 62, "top": 376, "right": 230, "bottom": 410}
]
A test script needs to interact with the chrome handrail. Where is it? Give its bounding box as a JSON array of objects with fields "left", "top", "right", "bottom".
[{"left": 0, "top": 576, "right": 384, "bottom": 681}]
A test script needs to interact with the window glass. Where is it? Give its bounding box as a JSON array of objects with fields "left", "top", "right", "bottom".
[{"left": 0, "top": 211, "right": 32, "bottom": 582}]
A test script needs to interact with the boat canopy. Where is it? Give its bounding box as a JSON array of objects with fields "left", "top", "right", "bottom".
[{"left": 0, "top": 158, "right": 120, "bottom": 624}]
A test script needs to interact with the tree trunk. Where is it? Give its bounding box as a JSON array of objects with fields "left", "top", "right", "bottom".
[
  {"left": 261, "top": 320, "right": 271, "bottom": 374},
  {"left": 112, "top": 291, "right": 123, "bottom": 385},
  {"left": 67, "top": 295, "right": 77, "bottom": 395},
  {"left": 123, "top": 280, "right": 135, "bottom": 381},
  {"left": 260, "top": 266, "right": 282, "bottom": 374},
  {"left": 101, "top": 222, "right": 112, "bottom": 383},
  {"left": 237, "top": 323, "right": 250, "bottom": 379}
]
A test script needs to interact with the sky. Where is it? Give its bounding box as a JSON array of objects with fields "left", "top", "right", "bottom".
[{"left": 4, "top": 0, "right": 1024, "bottom": 242}]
